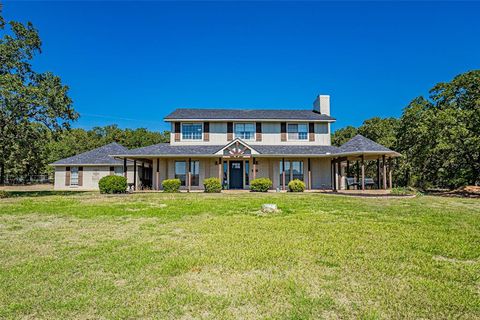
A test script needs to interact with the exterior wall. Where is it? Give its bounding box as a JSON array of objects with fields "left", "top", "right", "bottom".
[
  {"left": 149, "top": 157, "right": 333, "bottom": 191},
  {"left": 170, "top": 121, "right": 331, "bottom": 146},
  {"left": 54, "top": 165, "right": 136, "bottom": 191}
]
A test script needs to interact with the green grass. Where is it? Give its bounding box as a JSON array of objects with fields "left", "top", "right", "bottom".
[{"left": 0, "top": 192, "right": 479, "bottom": 319}]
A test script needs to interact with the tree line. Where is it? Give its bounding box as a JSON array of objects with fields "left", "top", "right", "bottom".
[
  {"left": 332, "top": 70, "right": 480, "bottom": 189},
  {"left": 1, "top": 15, "right": 479, "bottom": 188}
]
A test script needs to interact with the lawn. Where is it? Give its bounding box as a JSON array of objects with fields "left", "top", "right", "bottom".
[{"left": 0, "top": 192, "right": 479, "bottom": 319}]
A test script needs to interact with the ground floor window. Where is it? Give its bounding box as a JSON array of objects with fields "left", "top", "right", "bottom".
[
  {"left": 223, "top": 161, "right": 228, "bottom": 186},
  {"left": 279, "top": 160, "right": 304, "bottom": 186},
  {"left": 175, "top": 161, "right": 187, "bottom": 186},
  {"left": 114, "top": 166, "right": 123, "bottom": 176},
  {"left": 245, "top": 160, "right": 250, "bottom": 185},
  {"left": 70, "top": 166, "right": 79, "bottom": 186},
  {"left": 175, "top": 160, "right": 200, "bottom": 187}
]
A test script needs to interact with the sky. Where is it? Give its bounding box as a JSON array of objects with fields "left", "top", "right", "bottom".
[{"left": 3, "top": 1, "right": 479, "bottom": 132}]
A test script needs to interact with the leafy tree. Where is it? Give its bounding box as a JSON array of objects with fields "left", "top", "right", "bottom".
[
  {"left": 397, "top": 70, "right": 480, "bottom": 188},
  {"left": 0, "top": 14, "right": 77, "bottom": 183},
  {"left": 331, "top": 126, "right": 357, "bottom": 147}
]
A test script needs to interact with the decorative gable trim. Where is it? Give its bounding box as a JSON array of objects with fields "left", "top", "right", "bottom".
[{"left": 214, "top": 138, "right": 260, "bottom": 156}]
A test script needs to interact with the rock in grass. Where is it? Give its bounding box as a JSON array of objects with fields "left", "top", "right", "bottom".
[{"left": 261, "top": 204, "right": 278, "bottom": 213}]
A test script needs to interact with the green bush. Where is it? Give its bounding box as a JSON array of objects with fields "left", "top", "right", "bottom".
[
  {"left": 250, "top": 178, "right": 272, "bottom": 192},
  {"left": 0, "top": 190, "right": 10, "bottom": 199},
  {"left": 162, "top": 179, "right": 181, "bottom": 193},
  {"left": 391, "top": 186, "right": 419, "bottom": 196},
  {"left": 204, "top": 177, "right": 222, "bottom": 193},
  {"left": 288, "top": 179, "right": 306, "bottom": 192},
  {"left": 98, "top": 175, "right": 127, "bottom": 194}
]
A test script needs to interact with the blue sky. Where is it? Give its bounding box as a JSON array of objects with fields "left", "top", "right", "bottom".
[{"left": 3, "top": 1, "right": 479, "bottom": 132}]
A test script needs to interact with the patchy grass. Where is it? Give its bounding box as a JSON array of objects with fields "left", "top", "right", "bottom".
[{"left": 0, "top": 192, "right": 479, "bottom": 319}]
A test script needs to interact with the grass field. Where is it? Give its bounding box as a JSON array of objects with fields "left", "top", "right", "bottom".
[{"left": 0, "top": 192, "right": 479, "bottom": 319}]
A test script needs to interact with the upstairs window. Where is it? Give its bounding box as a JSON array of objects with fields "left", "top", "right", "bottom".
[
  {"left": 182, "top": 123, "right": 202, "bottom": 140},
  {"left": 234, "top": 123, "right": 255, "bottom": 140},
  {"left": 287, "top": 123, "right": 308, "bottom": 140}
]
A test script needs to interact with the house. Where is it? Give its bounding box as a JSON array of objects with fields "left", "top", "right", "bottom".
[
  {"left": 108, "top": 95, "right": 400, "bottom": 191},
  {"left": 50, "top": 143, "right": 139, "bottom": 190}
]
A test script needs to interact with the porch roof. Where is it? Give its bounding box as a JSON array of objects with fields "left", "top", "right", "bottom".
[
  {"left": 335, "top": 135, "right": 400, "bottom": 157},
  {"left": 50, "top": 143, "right": 130, "bottom": 166}
]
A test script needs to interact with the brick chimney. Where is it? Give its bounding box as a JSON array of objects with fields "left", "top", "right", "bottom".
[{"left": 313, "top": 95, "right": 330, "bottom": 115}]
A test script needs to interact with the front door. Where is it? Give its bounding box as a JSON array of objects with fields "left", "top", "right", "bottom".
[{"left": 229, "top": 161, "right": 243, "bottom": 189}]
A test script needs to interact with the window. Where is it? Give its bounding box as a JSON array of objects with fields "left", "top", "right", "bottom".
[
  {"left": 175, "top": 161, "right": 187, "bottom": 186},
  {"left": 234, "top": 123, "right": 255, "bottom": 140},
  {"left": 182, "top": 123, "right": 202, "bottom": 140},
  {"left": 223, "top": 161, "right": 228, "bottom": 187},
  {"left": 279, "top": 160, "right": 304, "bottom": 186},
  {"left": 190, "top": 160, "right": 200, "bottom": 187},
  {"left": 175, "top": 160, "right": 200, "bottom": 186},
  {"left": 287, "top": 123, "right": 308, "bottom": 140},
  {"left": 245, "top": 160, "right": 250, "bottom": 186},
  {"left": 70, "top": 167, "right": 79, "bottom": 186},
  {"left": 114, "top": 166, "right": 123, "bottom": 176}
]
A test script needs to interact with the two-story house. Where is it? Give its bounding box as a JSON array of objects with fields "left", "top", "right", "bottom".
[{"left": 51, "top": 95, "right": 400, "bottom": 191}]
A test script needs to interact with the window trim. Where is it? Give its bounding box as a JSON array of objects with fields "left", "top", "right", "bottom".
[
  {"left": 286, "top": 122, "right": 309, "bottom": 141},
  {"left": 234, "top": 122, "right": 256, "bottom": 141},
  {"left": 181, "top": 122, "right": 204, "bottom": 141}
]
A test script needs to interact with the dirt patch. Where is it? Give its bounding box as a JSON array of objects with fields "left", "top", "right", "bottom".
[{"left": 429, "top": 186, "right": 480, "bottom": 198}]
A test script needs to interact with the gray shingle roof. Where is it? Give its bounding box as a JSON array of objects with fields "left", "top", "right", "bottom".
[
  {"left": 164, "top": 108, "right": 335, "bottom": 121},
  {"left": 50, "top": 143, "right": 129, "bottom": 165},
  {"left": 254, "top": 145, "right": 339, "bottom": 155},
  {"left": 116, "top": 143, "right": 224, "bottom": 156},
  {"left": 338, "top": 135, "right": 395, "bottom": 153},
  {"left": 113, "top": 143, "right": 340, "bottom": 156}
]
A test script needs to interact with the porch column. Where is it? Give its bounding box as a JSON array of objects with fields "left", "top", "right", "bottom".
[
  {"left": 133, "top": 160, "right": 137, "bottom": 191},
  {"left": 356, "top": 160, "right": 360, "bottom": 188},
  {"left": 388, "top": 158, "right": 393, "bottom": 189},
  {"left": 383, "top": 155, "right": 387, "bottom": 189},
  {"left": 307, "top": 158, "right": 311, "bottom": 190},
  {"left": 333, "top": 160, "right": 337, "bottom": 191},
  {"left": 361, "top": 155, "right": 365, "bottom": 191},
  {"left": 218, "top": 157, "right": 222, "bottom": 180},
  {"left": 337, "top": 162, "right": 341, "bottom": 190},
  {"left": 282, "top": 158, "right": 286, "bottom": 191},
  {"left": 123, "top": 158, "right": 127, "bottom": 179},
  {"left": 377, "top": 158, "right": 381, "bottom": 189},
  {"left": 187, "top": 158, "right": 191, "bottom": 192},
  {"left": 156, "top": 158, "right": 160, "bottom": 190}
]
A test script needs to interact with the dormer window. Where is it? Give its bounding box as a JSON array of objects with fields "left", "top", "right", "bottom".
[
  {"left": 234, "top": 123, "right": 255, "bottom": 140},
  {"left": 182, "top": 123, "right": 203, "bottom": 140},
  {"left": 287, "top": 123, "right": 308, "bottom": 140}
]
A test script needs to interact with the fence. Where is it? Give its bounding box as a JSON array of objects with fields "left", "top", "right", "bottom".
[{"left": 2, "top": 175, "right": 53, "bottom": 185}]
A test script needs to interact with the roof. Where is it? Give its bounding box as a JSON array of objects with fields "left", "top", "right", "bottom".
[
  {"left": 164, "top": 108, "right": 335, "bottom": 122},
  {"left": 337, "top": 135, "right": 398, "bottom": 154},
  {"left": 112, "top": 142, "right": 340, "bottom": 157},
  {"left": 50, "top": 142, "right": 129, "bottom": 166}
]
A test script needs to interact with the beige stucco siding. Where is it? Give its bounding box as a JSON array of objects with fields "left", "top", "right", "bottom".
[{"left": 170, "top": 122, "right": 331, "bottom": 146}]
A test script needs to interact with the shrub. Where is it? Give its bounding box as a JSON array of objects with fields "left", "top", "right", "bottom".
[
  {"left": 288, "top": 179, "right": 306, "bottom": 192},
  {"left": 0, "top": 190, "right": 10, "bottom": 199},
  {"left": 250, "top": 178, "right": 272, "bottom": 192},
  {"left": 162, "top": 179, "right": 181, "bottom": 193},
  {"left": 204, "top": 177, "right": 222, "bottom": 193},
  {"left": 98, "top": 175, "right": 127, "bottom": 194},
  {"left": 391, "top": 186, "right": 420, "bottom": 196}
]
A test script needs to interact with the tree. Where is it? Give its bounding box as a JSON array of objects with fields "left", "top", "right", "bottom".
[
  {"left": 331, "top": 126, "right": 357, "bottom": 147},
  {"left": 0, "top": 14, "right": 78, "bottom": 183},
  {"left": 397, "top": 70, "right": 480, "bottom": 188}
]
